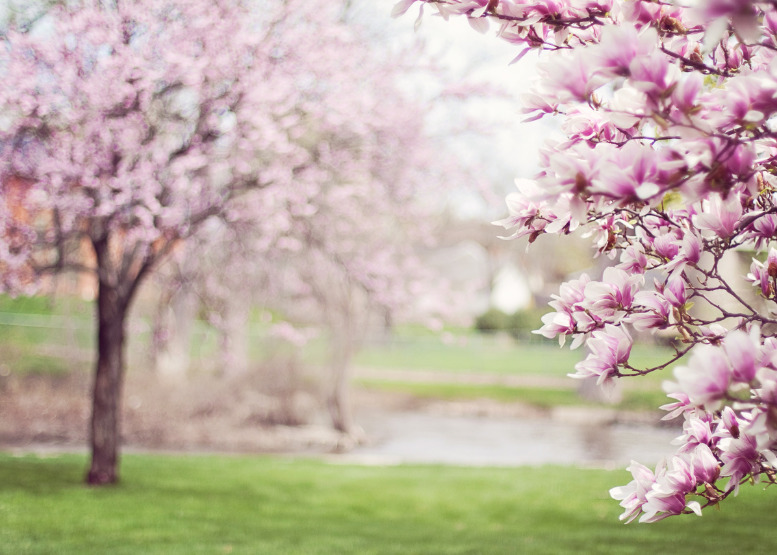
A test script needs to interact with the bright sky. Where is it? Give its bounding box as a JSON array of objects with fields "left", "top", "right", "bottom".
[{"left": 383, "top": 4, "right": 556, "bottom": 219}]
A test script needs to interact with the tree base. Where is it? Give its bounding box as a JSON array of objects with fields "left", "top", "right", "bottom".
[{"left": 86, "top": 467, "right": 119, "bottom": 486}]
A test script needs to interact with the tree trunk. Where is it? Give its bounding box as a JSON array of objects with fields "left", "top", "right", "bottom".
[
  {"left": 153, "top": 284, "right": 196, "bottom": 381},
  {"left": 219, "top": 299, "right": 250, "bottom": 377},
  {"left": 86, "top": 279, "right": 129, "bottom": 485},
  {"left": 327, "top": 330, "right": 358, "bottom": 437},
  {"left": 328, "top": 361, "right": 353, "bottom": 434}
]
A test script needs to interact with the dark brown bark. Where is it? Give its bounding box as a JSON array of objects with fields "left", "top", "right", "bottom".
[
  {"left": 86, "top": 278, "right": 129, "bottom": 485},
  {"left": 85, "top": 233, "right": 152, "bottom": 486}
]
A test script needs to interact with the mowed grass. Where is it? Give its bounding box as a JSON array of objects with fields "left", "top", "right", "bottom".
[
  {"left": 355, "top": 336, "right": 677, "bottom": 379},
  {"left": 355, "top": 336, "right": 679, "bottom": 412},
  {"left": 0, "top": 452, "right": 775, "bottom": 554},
  {"left": 0, "top": 295, "right": 93, "bottom": 375}
]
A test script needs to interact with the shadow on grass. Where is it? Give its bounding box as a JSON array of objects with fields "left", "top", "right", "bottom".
[
  {"left": 0, "top": 454, "right": 86, "bottom": 493},
  {"left": 1, "top": 452, "right": 776, "bottom": 554}
]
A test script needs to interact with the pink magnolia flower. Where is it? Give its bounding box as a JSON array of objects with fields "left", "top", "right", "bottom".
[
  {"left": 639, "top": 456, "right": 700, "bottom": 523},
  {"left": 582, "top": 267, "right": 643, "bottom": 319},
  {"left": 747, "top": 258, "right": 771, "bottom": 297},
  {"left": 659, "top": 392, "right": 692, "bottom": 420},
  {"left": 536, "top": 311, "right": 577, "bottom": 344},
  {"left": 747, "top": 370, "right": 777, "bottom": 439},
  {"left": 664, "top": 231, "right": 702, "bottom": 276},
  {"left": 761, "top": 337, "right": 777, "bottom": 370},
  {"left": 683, "top": 444, "right": 720, "bottom": 485},
  {"left": 692, "top": 193, "right": 743, "bottom": 238},
  {"left": 628, "top": 290, "right": 671, "bottom": 331},
  {"left": 670, "top": 72, "right": 703, "bottom": 115},
  {"left": 571, "top": 324, "right": 632, "bottom": 385},
  {"left": 561, "top": 107, "right": 621, "bottom": 145},
  {"left": 536, "top": 50, "right": 601, "bottom": 103},
  {"left": 536, "top": 273, "right": 595, "bottom": 346},
  {"left": 709, "top": 78, "right": 761, "bottom": 128},
  {"left": 592, "top": 142, "right": 663, "bottom": 201},
  {"left": 593, "top": 24, "right": 657, "bottom": 79},
  {"left": 749, "top": 249, "right": 777, "bottom": 298},
  {"left": 493, "top": 179, "right": 550, "bottom": 239},
  {"left": 543, "top": 142, "right": 602, "bottom": 198},
  {"left": 673, "top": 344, "right": 732, "bottom": 408},
  {"left": 722, "top": 328, "right": 759, "bottom": 383},
  {"left": 617, "top": 244, "right": 649, "bottom": 274},
  {"left": 719, "top": 432, "right": 761, "bottom": 493},
  {"left": 672, "top": 413, "right": 714, "bottom": 452},
  {"left": 714, "top": 406, "right": 741, "bottom": 441},
  {"left": 749, "top": 213, "right": 777, "bottom": 250},
  {"left": 550, "top": 273, "right": 591, "bottom": 312},
  {"left": 629, "top": 50, "right": 678, "bottom": 104},
  {"left": 723, "top": 144, "right": 757, "bottom": 183},
  {"left": 652, "top": 232, "right": 680, "bottom": 260},
  {"left": 610, "top": 460, "right": 656, "bottom": 523},
  {"left": 663, "top": 276, "right": 687, "bottom": 308},
  {"left": 622, "top": 0, "right": 686, "bottom": 29}
]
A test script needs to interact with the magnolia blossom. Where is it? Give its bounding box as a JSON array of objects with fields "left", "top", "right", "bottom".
[
  {"left": 397, "top": 0, "right": 777, "bottom": 522},
  {"left": 719, "top": 433, "right": 763, "bottom": 494},
  {"left": 692, "top": 194, "right": 743, "bottom": 238},
  {"left": 638, "top": 456, "right": 701, "bottom": 523},
  {"left": 581, "top": 267, "right": 642, "bottom": 320},
  {"left": 610, "top": 460, "right": 656, "bottom": 523},
  {"left": 748, "top": 249, "right": 777, "bottom": 298},
  {"left": 570, "top": 324, "right": 632, "bottom": 385},
  {"left": 673, "top": 345, "right": 732, "bottom": 408},
  {"left": 662, "top": 277, "right": 687, "bottom": 308}
]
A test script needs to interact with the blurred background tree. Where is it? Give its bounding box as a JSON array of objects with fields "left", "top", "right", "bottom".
[{"left": 0, "top": 0, "right": 478, "bottom": 482}]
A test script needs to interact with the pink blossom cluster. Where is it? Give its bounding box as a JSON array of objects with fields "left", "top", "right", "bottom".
[
  {"left": 613, "top": 327, "right": 777, "bottom": 522},
  {"left": 397, "top": 0, "right": 777, "bottom": 520}
]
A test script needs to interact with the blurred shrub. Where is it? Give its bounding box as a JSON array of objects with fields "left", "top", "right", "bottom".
[
  {"left": 507, "top": 308, "right": 547, "bottom": 341},
  {"left": 474, "top": 308, "right": 511, "bottom": 334},
  {"left": 473, "top": 307, "right": 549, "bottom": 341}
]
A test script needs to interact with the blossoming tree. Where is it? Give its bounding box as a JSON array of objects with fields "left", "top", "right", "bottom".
[
  {"left": 150, "top": 29, "right": 456, "bottom": 437},
  {"left": 397, "top": 0, "right": 777, "bottom": 522},
  {"left": 0, "top": 0, "right": 427, "bottom": 484}
]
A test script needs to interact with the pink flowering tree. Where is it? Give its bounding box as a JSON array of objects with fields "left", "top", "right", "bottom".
[
  {"left": 149, "top": 21, "right": 469, "bottom": 437},
  {"left": 0, "top": 0, "right": 401, "bottom": 484},
  {"left": 397, "top": 0, "right": 777, "bottom": 522}
]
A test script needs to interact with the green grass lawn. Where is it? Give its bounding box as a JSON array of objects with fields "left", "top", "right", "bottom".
[
  {"left": 0, "top": 295, "right": 95, "bottom": 375},
  {"left": 354, "top": 336, "right": 677, "bottom": 378},
  {"left": 354, "top": 336, "right": 678, "bottom": 412},
  {"left": 0, "top": 452, "right": 774, "bottom": 554}
]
